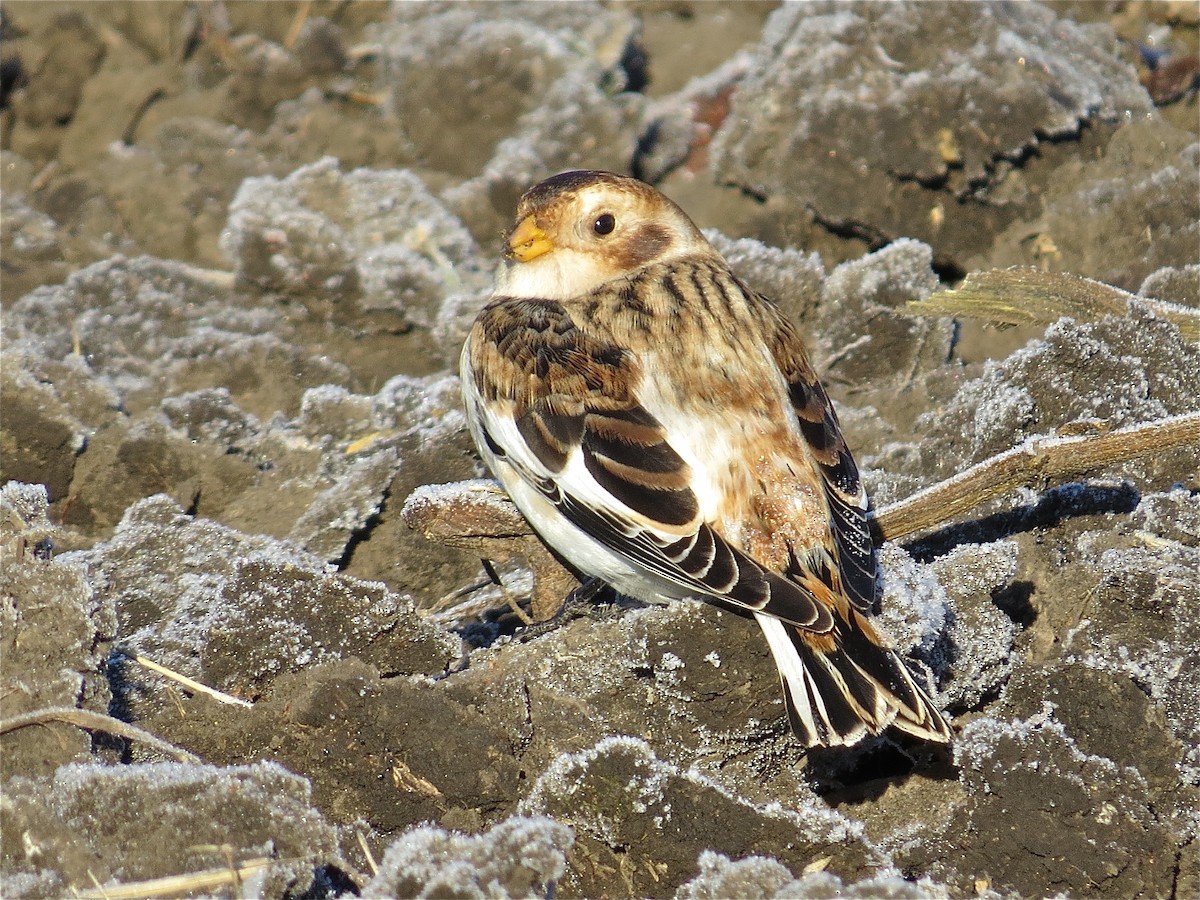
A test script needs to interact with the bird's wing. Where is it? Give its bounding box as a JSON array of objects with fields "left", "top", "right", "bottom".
[
  {"left": 764, "top": 307, "right": 878, "bottom": 614},
  {"left": 465, "top": 296, "right": 834, "bottom": 632}
]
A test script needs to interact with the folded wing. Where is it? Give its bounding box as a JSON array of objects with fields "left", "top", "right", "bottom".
[
  {"left": 764, "top": 307, "right": 878, "bottom": 614},
  {"left": 465, "top": 295, "right": 833, "bottom": 632}
]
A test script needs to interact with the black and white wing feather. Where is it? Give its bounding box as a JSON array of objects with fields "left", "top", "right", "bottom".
[{"left": 462, "top": 295, "right": 834, "bottom": 632}]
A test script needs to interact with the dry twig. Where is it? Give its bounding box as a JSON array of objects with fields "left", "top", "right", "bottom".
[
  {"left": 869, "top": 411, "right": 1200, "bottom": 543},
  {"left": 0, "top": 707, "right": 198, "bottom": 763},
  {"left": 123, "top": 650, "right": 254, "bottom": 708},
  {"left": 283, "top": 0, "right": 313, "bottom": 49},
  {"left": 356, "top": 831, "right": 380, "bottom": 878},
  {"left": 73, "top": 857, "right": 274, "bottom": 899}
]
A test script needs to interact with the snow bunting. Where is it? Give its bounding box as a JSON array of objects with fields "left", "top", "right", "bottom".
[{"left": 460, "top": 170, "right": 951, "bottom": 748}]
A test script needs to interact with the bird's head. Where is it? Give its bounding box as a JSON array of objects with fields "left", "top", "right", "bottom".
[{"left": 493, "top": 170, "right": 710, "bottom": 300}]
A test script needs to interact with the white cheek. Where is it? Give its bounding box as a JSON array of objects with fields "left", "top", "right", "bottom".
[{"left": 494, "top": 251, "right": 611, "bottom": 300}]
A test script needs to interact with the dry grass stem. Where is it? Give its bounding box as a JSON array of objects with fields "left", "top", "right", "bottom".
[
  {"left": 905, "top": 267, "right": 1200, "bottom": 342},
  {"left": 482, "top": 558, "right": 536, "bottom": 626},
  {"left": 283, "top": 0, "right": 312, "bottom": 49},
  {"left": 355, "top": 831, "right": 379, "bottom": 878}
]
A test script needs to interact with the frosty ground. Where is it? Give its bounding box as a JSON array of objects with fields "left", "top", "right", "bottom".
[{"left": 2, "top": 2, "right": 1198, "bottom": 898}]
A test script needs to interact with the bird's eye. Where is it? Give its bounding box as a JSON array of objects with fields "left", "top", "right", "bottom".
[{"left": 593, "top": 213, "right": 616, "bottom": 236}]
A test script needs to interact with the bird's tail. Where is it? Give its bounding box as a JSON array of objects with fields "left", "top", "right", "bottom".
[{"left": 755, "top": 609, "right": 952, "bottom": 749}]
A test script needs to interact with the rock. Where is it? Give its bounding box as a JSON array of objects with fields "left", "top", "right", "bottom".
[
  {"left": 978, "top": 119, "right": 1199, "bottom": 290},
  {"left": 710, "top": 1, "right": 1154, "bottom": 267},
  {"left": 364, "top": 816, "right": 573, "bottom": 898},
  {"left": 0, "top": 761, "right": 340, "bottom": 897},
  {"left": 0, "top": 483, "right": 115, "bottom": 778},
  {"left": 520, "top": 737, "right": 882, "bottom": 897},
  {"left": 84, "top": 494, "right": 457, "bottom": 700}
]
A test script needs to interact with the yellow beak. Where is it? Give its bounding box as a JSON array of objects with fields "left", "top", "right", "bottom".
[{"left": 506, "top": 215, "right": 554, "bottom": 262}]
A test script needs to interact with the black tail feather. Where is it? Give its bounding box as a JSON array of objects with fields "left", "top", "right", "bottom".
[{"left": 758, "top": 611, "right": 952, "bottom": 749}]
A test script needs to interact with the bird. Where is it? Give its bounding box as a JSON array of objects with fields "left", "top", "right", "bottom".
[{"left": 459, "top": 169, "right": 952, "bottom": 749}]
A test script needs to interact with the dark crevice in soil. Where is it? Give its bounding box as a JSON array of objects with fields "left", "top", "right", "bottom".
[
  {"left": 806, "top": 737, "right": 957, "bottom": 805},
  {"left": 992, "top": 580, "right": 1037, "bottom": 628},
  {"left": 810, "top": 212, "right": 891, "bottom": 250},
  {"left": 122, "top": 87, "right": 166, "bottom": 145},
  {"left": 336, "top": 487, "right": 391, "bottom": 572},
  {"left": 930, "top": 254, "right": 966, "bottom": 283}
]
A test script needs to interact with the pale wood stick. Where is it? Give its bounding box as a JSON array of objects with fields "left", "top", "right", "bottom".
[
  {"left": 356, "top": 831, "right": 380, "bottom": 878},
  {"left": 283, "top": 0, "right": 313, "bottom": 49},
  {"left": 870, "top": 411, "right": 1200, "bottom": 543},
  {"left": 74, "top": 857, "right": 274, "bottom": 899},
  {"left": 123, "top": 650, "right": 254, "bottom": 708},
  {"left": 0, "top": 707, "right": 199, "bottom": 763}
]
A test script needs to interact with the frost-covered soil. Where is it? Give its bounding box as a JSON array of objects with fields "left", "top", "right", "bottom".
[{"left": 2, "top": 2, "right": 1199, "bottom": 898}]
